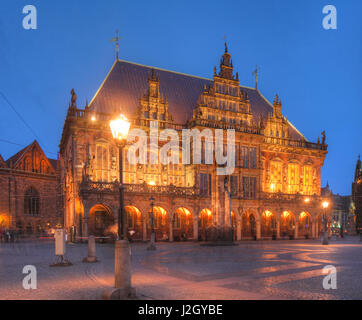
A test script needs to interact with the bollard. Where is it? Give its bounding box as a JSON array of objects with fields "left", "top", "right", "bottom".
[
  {"left": 83, "top": 235, "right": 97, "bottom": 263},
  {"left": 102, "top": 239, "right": 136, "bottom": 300}
]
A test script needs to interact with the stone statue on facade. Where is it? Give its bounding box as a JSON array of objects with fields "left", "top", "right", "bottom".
[
  {"left": 70, "top": 88, "right": 77, "bottom": 107},
  {"left": 321, "top": 131, "right": 326, "bottom": 145}
]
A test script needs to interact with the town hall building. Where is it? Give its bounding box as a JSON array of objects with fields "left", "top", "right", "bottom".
[{"left": 59, "top": 44, "right": 329, "bottom": 242}]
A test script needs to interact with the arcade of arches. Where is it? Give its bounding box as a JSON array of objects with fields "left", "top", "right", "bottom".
[{"left": 85, "top": 203, "right": 322, "bottom": 241}]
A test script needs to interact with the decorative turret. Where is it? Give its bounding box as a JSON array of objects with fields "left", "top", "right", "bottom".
[
  {"left": 273, "top": 94, "right": 282, "bottom": 118},
  {"left": 147, "top": 68, "right": 160, "bottom": 98},
  {"left": 218, "top": 42, "right": 234, "bottom": 80}
]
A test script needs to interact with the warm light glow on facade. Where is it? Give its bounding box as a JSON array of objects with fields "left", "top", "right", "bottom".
[
  {"left": 282, "top": 211, "right": 290, "bottom": 218},
  {"left": 322, "top": 201, "right": 329, "bottom": 209},
  {"left": 110, "top": 114, "right": 131, "bottom": 141},
  {"left": 263, "top": 210, "right": 273, "bottom": 218},
  {"left": 148, "top": 180, "right": 156, "bottom": 186},
  {"left": 304, "top": 197, "right": 310, "bottom": 203}
]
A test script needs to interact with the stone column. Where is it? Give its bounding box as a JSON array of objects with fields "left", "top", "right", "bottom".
[
  {"left": 236, "top": 220, "right": 241, "bottom": 241},
  {"left": 276, "top": 221, "right": 280, "bottom": 239},
  {"left": 83, "top": 218, "right": 88, "bottom": 239},
  {"left": 169, "top": 221, "right": 173, "bottom": 242},
  {"left": 142, "top": 217, "right": 147, "bottom": 242},
  {"left": 256, "top": 220, "right": 261, "bottom": 240},
  {"left": 294, "top": 222, "right": 298, "bottom": 239},
  {"left": 193, "top": 218, "right": 198, "bottom": 241},
  {"left": 312, "top": 221, "right": 316, "bottom": 238}
]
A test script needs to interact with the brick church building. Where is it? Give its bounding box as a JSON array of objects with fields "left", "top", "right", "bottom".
[
  {"left": 0, "top": 140, "right": 62, "bottom": 235},
  {"left": 59, "top": 44, "right": 329, "bottom": 242}
]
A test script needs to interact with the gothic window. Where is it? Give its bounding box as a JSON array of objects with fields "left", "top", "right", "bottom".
[
  {"left": 242, "top": 176, "right": 257, "bottom": 199},
  {"left": 160, "top": 114, "right": 165, "bottom": 121},
  {"left": 230, "top": 175, "right": 238, "bottom": 196},
  {"left": 270, "top": 161, "right": 282, "bottom": 192},
  {"left": 200, "top": 173, "right": 211, "bottom": 197},
  {"left": 304, "top": 165, "right": 313, "bottom": 195},
  {"left": 241, "top": 146, "right": 257, "bottom": 169},
  {"left": 24, "top": 187, "right": 40, "bottom": 216},
  {"left": 96, "top": 145, "right": 109, "bottom": 182},
  {"left": 144, "top": 111, "right": 149, "bottom": 118},
  {"left": 288, "top": 163, "right": 300, "bottom": 194},
  {"left": 152, "top": 112, "right": 157, "bottom": 119}
]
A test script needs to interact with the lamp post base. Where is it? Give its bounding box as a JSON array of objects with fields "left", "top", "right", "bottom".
[
  {"left": 322, "top": 232, "right": 329, "bottom": 245},
  {"left": 102, "top": 287, "right": 136, "bottom": 300},
  {"left": 147, "top": 232, "right": 156, "bottom": 250}
]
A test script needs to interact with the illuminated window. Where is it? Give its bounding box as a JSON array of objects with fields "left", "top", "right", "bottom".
[
  {"left": 304, "top": 166, "right": 313, "bottom": 195},
  {"left": 242, "top": 176, "right": 256, "bottom": 199},
  {"left": 288, "top": 163, "right": 300, "bottom": 194},
  {"left": 270, "top": 161, "right": 282, "bottom": 192}
]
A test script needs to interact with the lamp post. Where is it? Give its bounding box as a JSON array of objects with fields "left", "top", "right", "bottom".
[
  {"left": 322, "top": 201, "right": 329, "bottom": 245},
  {"left": 147, "top": 196, "right": 156, "bottom": 250},
  {"left": 108, "top": 114, "right": 133, "bottom": 299}
]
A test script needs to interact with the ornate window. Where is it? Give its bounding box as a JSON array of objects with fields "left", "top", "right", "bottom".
[
  {"left": 242, "top": 176, "right": 257, "bottom": 199},
  {"left": 288, "top": 163, "right": 300, "bottom": 194},
  {"left": 96, "top": 144, "right": 109, "bottom": 182},
  {"left": 303, "top": 165, "right": 313, "bottom": 195},
  {"left": 24, "top": 187, "right": 40, "bottom": 216},
  {"left": 270, "top": 160, "right": 282, "bottom": 192}
]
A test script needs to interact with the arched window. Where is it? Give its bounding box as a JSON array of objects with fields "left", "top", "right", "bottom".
[
  {"left": 40, "top": 160, "right": 47, "bottom": 173},
  {"left": 24, "top": 158, "right": 31, "bottom": 171},
  {"left": 24, "top": 187, "right": 40, "bottom": 216}
]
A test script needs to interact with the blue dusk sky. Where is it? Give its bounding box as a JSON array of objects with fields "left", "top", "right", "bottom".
[{"left": 0, "top": 0, "right": 361, "bottom": 195}]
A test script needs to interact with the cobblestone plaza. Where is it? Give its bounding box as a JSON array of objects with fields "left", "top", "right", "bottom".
[{"left": 1, "top": 238, "right": 361, "bottom": 300}]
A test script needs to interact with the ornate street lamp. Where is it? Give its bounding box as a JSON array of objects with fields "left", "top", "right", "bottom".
[
  {"left": 322, "top": 201, "right": 329, "bottom": 245},
  {"left": 147, "top": 196, "right": 156, "bottom": 250},
  {"left": 106, "top": 114, "right": 133, "bottom": 299}
]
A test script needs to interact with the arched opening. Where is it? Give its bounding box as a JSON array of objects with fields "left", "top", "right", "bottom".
[
  {"left": 147, "top": 206, "right": 169, "bottom": 241},
  {"left": 125, "top": 206, "right": 142, "bottom": 241},
  {"left": 280, "top": 211, "right": 296, "bottom": 239},
  {"left": 261, "top": 210, "right": 277, "bottom": 238},
  {"left": 299, "top": 212, "right": 312, "bottom": 238},
  {"left": 88, "top": 204, "right": 114, "bottom": 238},
  {"left": 241, "top": 212, "right": 256, "bottom": 239},
  {"left": 198, "top": 208, "right": 212, "bottom": 241},
  {"left": 173, "top": 207, "right": 193, "bottom": 241}
]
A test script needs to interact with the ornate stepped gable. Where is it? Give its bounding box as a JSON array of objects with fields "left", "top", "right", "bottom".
[
  {"left": 265, "top": 94, "right": 290, "bottom": 139},
  {"left": 5, "top": 140, "right": 57, "bottom": 174},
  {"left": 136, "top": 68, "right": 173, "bottom": 124},
  {"left": 87, "top": 45, "right": 304, "bottom": 141}
]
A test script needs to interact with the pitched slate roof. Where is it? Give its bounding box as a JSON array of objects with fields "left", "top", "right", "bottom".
[
  {"left": 0, "top": 154, "right": 6, "bottom": 168},
  {"left": 88, "top": 59, "right": 304, "bottom": 140}
]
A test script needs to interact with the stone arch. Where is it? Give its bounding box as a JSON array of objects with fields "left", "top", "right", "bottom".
[
  {"left": 198, "top": 208, "right": 212, "bottom": 241},
  {"left": 173, "top": 207, "right": 193, "bottom": 240},
  {"left": 261, "top": 210, "right": 277, "bottom": 238},
  {"left": 88, "top": 203, "right": 115, "bottom": 238},
  {"left": 125, "top": 205, "right": 143, "bottom": 241},
  {"left": 147, "top": 206, "right": 169, "bottom": 241},
  {"left": 280, "top": 211, "right": 296, "bottom": 239},
  {"left": 298, "top": 211, "right": 313, "bottom": 238},
  {"left": 241, "top": 210, "right": 257, "bottom": 239}
]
